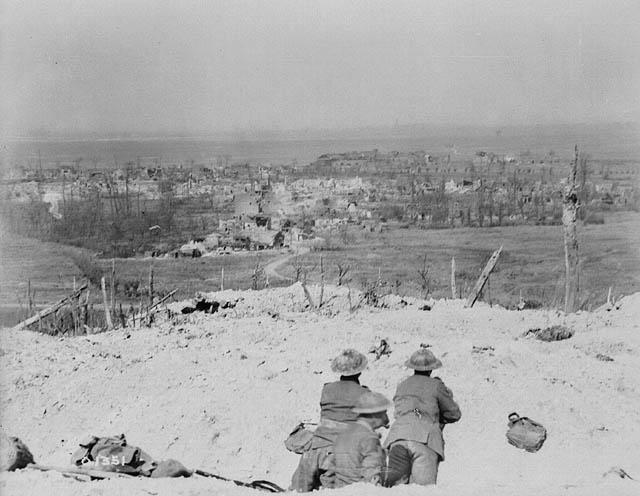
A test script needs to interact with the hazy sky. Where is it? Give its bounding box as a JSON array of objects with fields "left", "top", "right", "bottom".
[{"left": 1, "top": 0, "right": 639, "bottom": 136}]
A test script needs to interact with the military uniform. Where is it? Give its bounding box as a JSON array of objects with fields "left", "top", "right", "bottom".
[
  {"left": 324, "top": 420, "right": 386, "bottom": 488},
  {"left": 384, "top": 375, "right": 461, "bottom": 484},
  {"left": 290, "top": 378, "right": 369, "bottom": 491}
]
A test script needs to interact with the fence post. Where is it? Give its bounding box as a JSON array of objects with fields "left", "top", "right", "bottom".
[
  {"left": 101, "top": 277, "right": 114, "bottom": 330},
  {"left": 450, "top": 257, "right": 457, "bottom": 299}
]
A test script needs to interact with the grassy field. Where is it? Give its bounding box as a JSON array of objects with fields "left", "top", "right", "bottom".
[
  {"left": 1, "top": 212, "right": 639, "bottom": 326},
  {"left": 297, "top": 211, "right": 640, "bottom": 309},
  {"left": 0, "top": 230, "right": 281, "bottom": 326}
]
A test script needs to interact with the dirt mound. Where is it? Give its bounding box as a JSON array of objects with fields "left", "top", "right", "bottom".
[
  {"left": 1, "top": 289, "right": 639, "bottom": 495},
  {"left": 167, "top": 282, "right": 432, "bottom": 319}
]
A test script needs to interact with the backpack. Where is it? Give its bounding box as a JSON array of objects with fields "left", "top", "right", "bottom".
[
  {"left": 506, "top": 413, "right": 547, "bottom": 453},
  {"left": 71, "top": 434, "right": 157, "bottom": 476},
  {"left": 284, "top": 423, "right": 314, "bottom": 454}
]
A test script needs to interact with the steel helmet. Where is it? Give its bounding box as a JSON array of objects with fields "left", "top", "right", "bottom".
[
  {"left": 330, "top": 349, "right": 368, "bottom": 376},
  {"left": 352, "top": 391, "right": 391, "bottom": 414},
  {"left": 405, "top": 348, "right": 442, "bottom": 371}
]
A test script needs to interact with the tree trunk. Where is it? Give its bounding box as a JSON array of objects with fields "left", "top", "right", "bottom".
[{"left": 563, "top": 145, "right": 580, "bottom": 313}]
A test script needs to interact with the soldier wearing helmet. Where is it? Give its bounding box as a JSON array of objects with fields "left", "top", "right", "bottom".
[
  {"left": 322, "top": 391, "right": 391, "bottom": 489},
  {"left": 290, "top": 349, "right": 370, "bottom": 492},
  {"left": 384, "top": 348, "right": 461, "bottom": 486}
]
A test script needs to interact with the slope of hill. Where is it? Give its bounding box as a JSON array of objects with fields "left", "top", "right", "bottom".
[{"left": 1, "top": 284, "right": 639, "bottom": 495}]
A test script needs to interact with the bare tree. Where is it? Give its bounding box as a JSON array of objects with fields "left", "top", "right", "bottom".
[
  {"left": 251, "top": 257, "right": 266, "bottom": 290},
  {"left": 336, "top": 263, "right": 351, "bottom": 286},
  {"left": 416, "top": 253, "right": 431, "bottom": 297},
  {"left": 291, "top": 255, "right": 304, "bottom": 282}
]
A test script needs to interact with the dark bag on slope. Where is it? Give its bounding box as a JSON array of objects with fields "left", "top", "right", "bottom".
[{"left": 506, "top": 413, "right": 547, "bottom": 453}]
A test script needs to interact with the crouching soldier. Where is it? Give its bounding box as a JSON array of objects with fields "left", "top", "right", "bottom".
[
  {"left": 323, "top": 391, "right": 390, "bottom": 489},
  {"left": 384, "top": 348, "right": 461, "bottom": 486},
  {"left": 290, "top": 349, "right": 369, "bottom": 492}
]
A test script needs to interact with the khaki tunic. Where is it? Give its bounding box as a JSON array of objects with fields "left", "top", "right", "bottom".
[
  {"left": 312, "top": 380, "right": 369, "bottom": 448},
  {"left": 290, "top": 379, "right": 369, "bottom": 491},
  {"left": 384, "top": 375, "right": 461, "bottom": 460},
  {"left": 325, "top": 420, "right": 386, "bottom": 488}
]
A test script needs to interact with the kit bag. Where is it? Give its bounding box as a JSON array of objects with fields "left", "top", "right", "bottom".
[
  {"left": 284, "top": 423, "right": 314, "bottom": 454},
  {"left": 71, "top": 434, "right": 157, "bottom": 476},
  {"left": 506, "top": 412, "right": 547, "bottom": 453}
]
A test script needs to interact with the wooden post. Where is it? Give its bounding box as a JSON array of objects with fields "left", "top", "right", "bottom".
[
  {"left": 72, "top": 292, "right": 80, "bottom": 335},
  {"left": 134, "top": 288, "right": 177, "bottom": 325},
  {"left": 221, "top": 267, "right": 225, "bottom": 291},
  {"left": 450, "top": 257, "right": 457, "bottom": 299},
  {"left": 465, "top": 246, "right": 503, "bottom": 308},
  {"left": 101, "top": 277, "right": 114, "bottom": 330},
  {"left": 110, "top": 259, "right": 115, "bottom": 311},
  {"left": 119, "top": 303, "right": 125, "bottom": 328},
  {"left": 27, "top": 280, "right": 33, "bottom": 316},
  {"left": 563, "top": 145, "right": 580, "bottom": 313},
  {"left": 319, "top": 256, "right": 324, "bottom": 308},
  {"left": 148, "top": 265, "right": 154, "bottom": 310},
  {"left": 301, "top": 282, "right": 316, "bottom": 310}
]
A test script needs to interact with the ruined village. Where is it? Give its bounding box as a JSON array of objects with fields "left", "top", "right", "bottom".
[{"left": 1, "top": 147, "right": 637, "bottom": 260}]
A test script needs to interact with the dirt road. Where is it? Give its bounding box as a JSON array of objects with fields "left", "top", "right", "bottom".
[{"left": 264, "top": 247, "right": 309, "bottom": 282}]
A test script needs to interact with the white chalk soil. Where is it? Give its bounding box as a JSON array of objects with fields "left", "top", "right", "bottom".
[{"left": 1, "top": 283, "right": 639, "bottom": 495}]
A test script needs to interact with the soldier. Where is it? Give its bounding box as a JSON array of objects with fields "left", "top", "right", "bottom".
[
  {"left": 384, "top": 348, "right": 461, "bottom": 485},
  {"left": 323, "top": 391, "right": 390, "bottom": 489},
  {"left": 290, "top": 349, "right": 369, "bottom": 492}
]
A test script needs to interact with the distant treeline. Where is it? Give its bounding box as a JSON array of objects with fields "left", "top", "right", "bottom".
[{"left": 0, "top": 188, "right": 182, "bottom": 257}]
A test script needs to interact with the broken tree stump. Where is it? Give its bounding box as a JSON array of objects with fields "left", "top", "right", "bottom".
[
  {"left": 563, "top": 145, "right": 580, "bottom": 313},
  {"left": 465, "top": 246, "right": 503, "bottom": 308}
]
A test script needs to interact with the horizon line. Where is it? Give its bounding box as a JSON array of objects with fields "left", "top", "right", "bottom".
[{"left": 3, "top": 121, "right": 638, "bottom": 142}]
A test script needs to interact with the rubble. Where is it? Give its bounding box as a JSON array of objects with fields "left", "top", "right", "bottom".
[{"left": 525, "top": 325, "right": 574, "bottom": 342}]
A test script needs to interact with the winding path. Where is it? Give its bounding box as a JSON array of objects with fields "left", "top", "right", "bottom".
[{"left": 264, "top": 247, "right": 309, "bottom": 282}]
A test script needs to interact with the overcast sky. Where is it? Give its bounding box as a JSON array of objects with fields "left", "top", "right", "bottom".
[{"left": 1, "top": 0, "right": 639, "bottom": 136}]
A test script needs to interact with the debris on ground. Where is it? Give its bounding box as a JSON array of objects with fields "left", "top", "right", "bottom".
[
  {"left": 472, "top": 345, "right": 495, "bottom": 355},
  {"left": 602, "top": 467, "right": 636, "bottom": 481},
  {"left": 369, "top": 339, "right": 392, "bottom": 360},
  {"left": 525, "top": 325, "right": 574, "bottom": 342},
  {"left": 166, "top": 283, "right": 437, "bottom": 320},
  {"left": 595, "top": 353, "right": 614, "bottom": 362}
]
